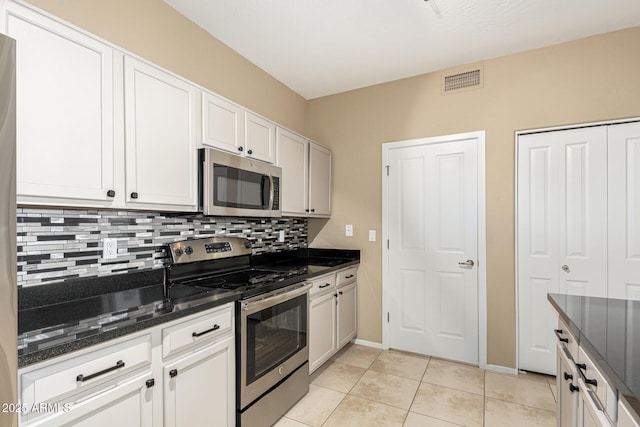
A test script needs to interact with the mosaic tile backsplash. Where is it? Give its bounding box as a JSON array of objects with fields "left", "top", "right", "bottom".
[{"left": 17, "top": 208, "right": 308, "bottom": 287}]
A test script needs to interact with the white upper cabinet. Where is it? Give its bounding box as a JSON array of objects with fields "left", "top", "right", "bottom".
[
  {"left": 124, "top": 57, "right": 198, "bottom": 210},
  {"left": 202, "top": 92, "right": 245, "bottom": 154},
  {"left": 309, "top": 142, "right": 332, "bottom": 216},
  {"left": 276, "top": 128, "right": 332, "bottom": 217},
  {"left": 6, "top": 2, "right": 116, "bottom": 206},
  {"left": 245, "top": 112, "right": 276, "bottom": 163},
  {"left": 202, "top": 92, "right": 276, "bottom": 164},
  {"left": 276, "top": 127, "right": 309, "bottom": 214}
]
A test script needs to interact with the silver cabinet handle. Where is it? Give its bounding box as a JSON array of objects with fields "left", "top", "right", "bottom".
[
  {"left": 458, "top": 260, "right": 475, "bottom": 267},
  {"left": 562, "top": 265, "right": 570, "bottom": 272}
]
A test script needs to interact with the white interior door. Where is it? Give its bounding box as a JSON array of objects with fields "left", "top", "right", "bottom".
[
  {"left": 608, "top": 121, "right": 640, "bottom": 300},
  {"left": 386, "top": 136, "right": 479, "bottom": 364},
  {"left": 518, "top": 126, "right": 607, "bottom": 375}
]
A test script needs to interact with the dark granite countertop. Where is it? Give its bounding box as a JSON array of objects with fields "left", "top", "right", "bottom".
[
  {"left": 548, "top": 293, "right": 640, "bottom": 423},
  {"left": 18, "top": 248, "right": 359, "bottom": 367}
]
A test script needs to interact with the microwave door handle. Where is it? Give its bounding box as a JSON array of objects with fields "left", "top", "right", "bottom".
[
  {"left": 260, "top": 175, "right": 270, "bottom": 209},
  {"left": 268, "top": 175, "right": 274, "bottom": 210}
]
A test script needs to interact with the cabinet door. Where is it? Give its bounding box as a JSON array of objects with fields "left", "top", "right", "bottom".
[
  {"left": 337, "top": 282, "right": 357, "bottom": 349},
  {"left": 276, "top": 127, "right": 308, "bottom": 214},
  {"left": 309, "top": 142, "right": 332, "bottom": 216},
  {"left": 164, "top": 338, "right": 234, "bottom": 427},
  {"left": 202, "top": 92, "right": 245, "bottom": 154},
  {"left": 124, "top": 57, "right": 198, "bottom": 210},
  {"left": 25, "top": 374, "right": 154, "bottom": 427},
  {"left": 577, "top": 379, "right": 612, "bottom": 427},
  {"left": 245, "top": 112, "right": 276, "bottom": 164},
  {"left": 557, "top": 344, "right": 578, "bottom": 427},
  {"left": 309, "top": 291, "right": 337, "bottom": 374},
  {"left": 608, "top": 122, "right": 640, "bottom": 300},
  {"left": 6, "top": 2, "right": 115, "bottom": 205}
]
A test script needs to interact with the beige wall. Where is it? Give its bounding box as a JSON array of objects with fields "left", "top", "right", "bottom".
[
  {"left": 306, "top": 26, "right": 640, "bottom": 368},
  {"left": 25, "top": 0, "right": 307, "bottom": 135}
]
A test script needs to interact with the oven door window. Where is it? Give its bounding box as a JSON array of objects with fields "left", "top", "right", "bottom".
[
  {"left": 213, "top": 164, "right": 271, "bottom": 210},
  {"left": 246, "top": 294, "right": 307, "bottom": 385}
]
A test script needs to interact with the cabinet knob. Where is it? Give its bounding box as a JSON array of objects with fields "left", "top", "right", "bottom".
[
  {"left": 131, "top": 192, "right": 139, "bottom": 199},
  {"left": 311, "top": 208, "right": 315, "bottom": 213},
  {"left": 146, "top": 379, "right": 155, "bottom": 388},
  {"left": 563, "top": 372, "right": 573, "bottom": 381},
  {"left": 247, "top": 149, "right": 253, "bottom": 155},
  {"left": 339, "top": 291, "right": 343, "bottom": 295},
  {"left": 169, "top": 369, "right": 178, "bottom": 378},
  {"left": 107, "top": 189, "right": 115, "bottom": 198},
  {"left": 305, "top": 209, "right": 310, "bottom": 213},
  {"left": 562, "top": 265, "right": 570, "bottom": 273},
  {"left": 569, "top": 384, "right": 579, "bottom": 393},
  {"left": 238, "top": 146, "right": 244, "bottom": 152}
]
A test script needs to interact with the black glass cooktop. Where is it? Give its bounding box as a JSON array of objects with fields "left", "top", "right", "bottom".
[{"left": 175, "top": 267, "right": 310, "bottom": 291}]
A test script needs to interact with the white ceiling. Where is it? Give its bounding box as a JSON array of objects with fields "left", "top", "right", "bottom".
[{"left": 164, "top": 0, "right": 640, "bottom": 100}]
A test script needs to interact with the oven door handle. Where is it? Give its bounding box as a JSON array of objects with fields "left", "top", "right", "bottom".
[{"left": 241, "top": 283, "right": 312, "bottom": 313}]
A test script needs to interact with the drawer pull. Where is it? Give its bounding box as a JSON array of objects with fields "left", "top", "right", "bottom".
[
  {"left": 319, "top": 283, "right": 332, "bottom": 289},
  {"left": 563, "top": 372, "right": 573, "bottom": 381},
  {"left": 345, "top": 274, "right": 354, "bottom": 279},
  {"left": 576, "top": 363, "right": 598, "bottom": 386},
  {"left": 192, "top": 324, "right": 220, "bottom": 338},
  {"left": 339, "top": 291, "right": 343, "bottom": 295},
  {"left": 554, "top": 329, "right": 569, "bottom": 343},
  {"left": 76, "top": 360, "right": 125, "bottom": 382},
  {"left": 569, "top": 384, "right": 579, "bottom": 393}
]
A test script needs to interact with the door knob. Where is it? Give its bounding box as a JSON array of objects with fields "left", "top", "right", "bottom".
[
  {"left": 458, "top": 260, "right": 475, "bottom": 267},
  {"left": 562, "top": 265, "right": 570, "bottom": 273}
]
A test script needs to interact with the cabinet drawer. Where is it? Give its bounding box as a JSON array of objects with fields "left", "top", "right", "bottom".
[
  {"left": 578, "top": 346, "right": 617, "bottom": 421},
  {"left": 309, "top": 274, "right": 336, "bottom": 298},
  {"left": 556, "top": 318, "right": 578, "bottom": 360},
  {"left": 336, "top": 267, "right": 357, "bottom": 288},
  {"left": 162, "top": 305, "right": 233, "bottom": 359},
  {"left": 20, "top": 334, "right": 151, "bottom": 407}
]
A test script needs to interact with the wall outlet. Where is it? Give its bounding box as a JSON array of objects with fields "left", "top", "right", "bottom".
[
  {"left": 345, "top": 224, "right": 353, "bottom": 237},
  {"left": 103, "top": 238, "right": 117, "bottom": 259},
  {"left": 278, "top": 230, "right": 285, "bottom": 242},
  {"left": 368, "top": 230, "right": 376, "bottom": 242}
]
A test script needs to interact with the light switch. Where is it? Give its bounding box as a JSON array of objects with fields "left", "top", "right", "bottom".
[
  {"left": 345, "top": 224, "right": 353, "bottom": 237},
  {"left": 368, "top": 230, "right": 376, "bottom": 242}
]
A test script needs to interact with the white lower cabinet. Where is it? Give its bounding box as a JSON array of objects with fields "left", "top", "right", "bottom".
[
  {"left": 26, "top": 374, "right": 155, "bottom": 427},
  {"left": 163, "top": 338, "right": 234, "bottom": 427},
  {"left": 309, "top": 267, "right": 358, "bottom": 374},
  {"left": 309, "top": 286, "right": 337, "bottom": 373},
  {"left": 578, "top": 378, "right": 613, "bottom": 427},
  {"left": 337, "top": 281, "right": 357, "bottom": 349},
  {"left": 618, "top": 400, "right": 640, "bottom": 427},
  {"left": 18, "top": 303, "right": 234, "bottom": 426}
]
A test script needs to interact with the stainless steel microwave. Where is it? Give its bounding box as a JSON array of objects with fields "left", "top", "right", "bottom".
[{"left": 199, "top": 148, "right": 281, "bottom": 217}]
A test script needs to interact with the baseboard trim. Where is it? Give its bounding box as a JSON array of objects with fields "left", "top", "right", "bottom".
[
  {"left": 485, "top": 364, "right": 518, "bottom": 375},
  {"left": 352, "top": 339, "right": 383, "bottom": 349}
]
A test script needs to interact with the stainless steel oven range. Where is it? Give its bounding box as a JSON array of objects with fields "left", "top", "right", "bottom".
[{"left": 166, "top": 237, "right": 311, "bottom": 427}]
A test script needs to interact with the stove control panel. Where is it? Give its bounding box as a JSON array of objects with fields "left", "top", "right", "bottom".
[
  {"left": 167, "top": 237, "right": 252, "bottom": 264},
  {"left": 205, "top": 242, "right": 232, "bottom": 254}
]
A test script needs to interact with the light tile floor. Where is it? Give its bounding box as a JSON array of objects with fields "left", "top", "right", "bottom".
[{"left": 276, "top": 344, "right": 557, "bottom": 427}]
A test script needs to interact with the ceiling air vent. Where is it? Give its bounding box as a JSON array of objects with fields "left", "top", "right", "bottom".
[{"left": 442, "top": 66, "right": 483, "bottom": 95}]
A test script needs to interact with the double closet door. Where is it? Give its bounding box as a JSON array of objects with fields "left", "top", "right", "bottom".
[{"left": 517, "top": 121, "right": 640, "bottom": 375}]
